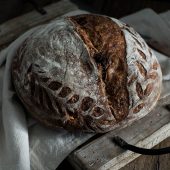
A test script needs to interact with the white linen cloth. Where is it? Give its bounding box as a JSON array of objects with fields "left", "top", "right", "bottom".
[{"left": 0, "top": 8, "right": 170, "bottom": 170}]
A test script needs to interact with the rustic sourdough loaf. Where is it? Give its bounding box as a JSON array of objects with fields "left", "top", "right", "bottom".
[{"left": 11, "top": 14, "right": 162, "bottom": 133}]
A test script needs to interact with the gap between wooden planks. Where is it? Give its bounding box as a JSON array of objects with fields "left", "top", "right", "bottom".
[
  {"left": 0, "top": 0, "right": 78, "bottom": 51},
  {"left": 68, "top": 95, "right": 170, "bottom": 170}
]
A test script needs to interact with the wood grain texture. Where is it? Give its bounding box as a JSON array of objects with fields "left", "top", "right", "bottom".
[
  {"left": 68, "top": 95, "right": 170, "bottom": 170},
  {"left": 0, "top": 0, "right": 78, "bottom": 50},
  {"left": 121, "top": 138, "right": 170, "bottom": 170},
  {"left": 158, "top": 138, "right": 170, "bottom": 170}
]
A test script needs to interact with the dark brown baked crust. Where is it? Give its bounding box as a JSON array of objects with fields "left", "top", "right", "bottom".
[
  {"left": 11, "top": 14, "right": 162, "bottom": 133},
  {"left": 69, "top": 15, "right": 129, "bottom": 121}
]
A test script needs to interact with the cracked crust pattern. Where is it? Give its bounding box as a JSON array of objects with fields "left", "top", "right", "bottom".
[{"left": 11, "top": 14, "right": 162, "bottom": 133}]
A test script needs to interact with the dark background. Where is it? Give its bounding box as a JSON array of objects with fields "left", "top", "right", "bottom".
[{"left": 0, "top": 0, "right": 170, "bottom": 24}]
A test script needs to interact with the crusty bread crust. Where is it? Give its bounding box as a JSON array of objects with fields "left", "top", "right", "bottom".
[{"left": 11, "top": 14, "right": 162, "bottom": 133}]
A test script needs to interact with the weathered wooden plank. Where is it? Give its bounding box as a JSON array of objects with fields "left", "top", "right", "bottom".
[
  {"left": 0, "top": 0, "right": 78, "bottom": 49},
  {"left": 158, "top": 138, "right": 170, "bottom": 170},
  {"left": 120, "top": 138, "right": 170, "bottom": 170},
  {"left": 120, "top": 152, "right": 159, "bottom": 170},
  {"left": 68, "top": 95, "right": 170, "bottom": 170}
]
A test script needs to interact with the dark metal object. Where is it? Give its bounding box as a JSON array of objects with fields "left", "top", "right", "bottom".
[
  {"left": 113, "top": 136, "right": 170, "bottom": 155},
  {"left": 112, "top": 97, "right": 170, "bottom": 155}
]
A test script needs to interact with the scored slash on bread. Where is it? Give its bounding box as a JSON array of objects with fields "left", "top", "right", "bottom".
[{"left": 11, "top": 14, "right": 162, "bottom": 133}]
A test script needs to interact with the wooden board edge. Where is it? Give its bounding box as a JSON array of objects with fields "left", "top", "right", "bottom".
[
  {"left": 100, "top": 122, "right": 170, "bottom": 170},
  {"left": 0, "top": 0, "right": 78, "bottom": 49}
]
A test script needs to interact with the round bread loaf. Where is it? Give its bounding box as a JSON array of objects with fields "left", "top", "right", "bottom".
[{"left": 11, "top": 14, "right": 162, "bottom": 133}]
